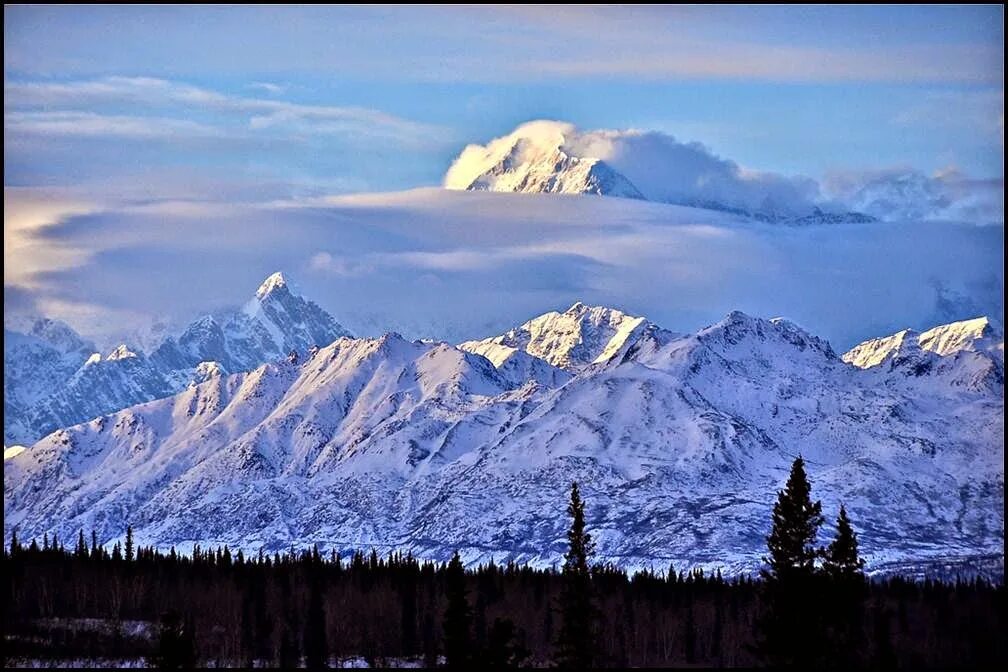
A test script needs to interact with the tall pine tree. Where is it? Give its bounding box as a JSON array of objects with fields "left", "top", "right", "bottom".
[
  {"left": 822, "top": 505, "right": 865, "bottom": 581},
  {"left": 821, "top": 505, "right": 867, "bottom": 669},
  {"left": 554, "top": 481, "right": 597, "bottom": 669},
  {"left": 762, "top": 455, "right": 823, "bottom": 582},
  {"left": 124, "top": 525, "right": 135, "bottom": 563},
  {"left": 758, "top": 455, "right": 827, "bottom": 668}
]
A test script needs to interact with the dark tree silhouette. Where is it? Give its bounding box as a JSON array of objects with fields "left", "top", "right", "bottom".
[
  {"left": 442, "top": 551, "right": 472, "bottom": 668},
  {"left": 822, "top": 505, "right": 868, "bottom": 669},
  {"left": 822, "top": 505, "right": 865, "bottom": 581},
  {"left": 758, "top": 456, "right": 827, "bottom": 668},
  {"left": 125, "top": 525, "right": 135, "bottom": 563},
  {"left": 304, "top": 575, "right": 328, "bottom": 669},
  {"left": 554, "top": 481, "right": 597, "bottom": 669},
  {"left": 763, "top": 456, "right": 823, "bottom": 583}
]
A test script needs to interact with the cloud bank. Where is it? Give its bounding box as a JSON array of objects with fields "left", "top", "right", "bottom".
[{"left": 3, "top": 187, "right": 1002, "bottom": 353}]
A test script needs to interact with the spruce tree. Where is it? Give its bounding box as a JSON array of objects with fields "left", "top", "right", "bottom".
[
  {"left": 125, "top": 525, "right": 135, "bottom": 563},
  {"left": 758, "top": 455, "right": 827, "bottom": 668},
  {"left": 762, "top": 455, "right": 824, "bottom": 582},
  {"left": 442, "top": 551, "right": 472, "bottom": 668},
  {"left": 822, "top": 505, "right": 865, "bottom": 581},
  {"left": 554, "top": 481, "right": 597, "bottom": 669},
  {"left": 822, "top": 505, "right": 867, "bottom": 668}
]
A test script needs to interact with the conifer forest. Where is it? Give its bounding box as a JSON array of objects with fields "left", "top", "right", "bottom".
[{"left": 4, "top": 458, "right": 1004, "bottom": 668}]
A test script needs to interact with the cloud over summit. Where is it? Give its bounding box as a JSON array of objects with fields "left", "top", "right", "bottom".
[{"left": 445, "top": 120, "right": 1002, "bottom": 223}]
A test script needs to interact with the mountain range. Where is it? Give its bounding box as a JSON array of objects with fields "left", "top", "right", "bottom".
[
  {"left": 3, "top": 272, "right": 351, "bottom": 446},
  {"left": 4, "top": 283, "right": 1003, "bottom": 579}
]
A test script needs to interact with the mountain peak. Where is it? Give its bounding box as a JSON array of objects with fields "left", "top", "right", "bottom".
[
  {"left": 918, "top": 316, "right": 1001, "bottom": 357},
  {"left": 843, "top": 316, "right": 1003, "bottom": 370},
  {"left": 445, "top": 121, "right": 644, "bottom": 199},
  {"left": 255, "top": 271, "right": 290, "bottom": 300},
  {"left": 460, "top": 302, "right": 650, "bottom": 371}
]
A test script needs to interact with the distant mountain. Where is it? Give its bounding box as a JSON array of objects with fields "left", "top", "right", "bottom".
[
  {"left": 445, "top": 121, "right": 874, "bottom": 225},
  {"left": 459, "top": 302, "right": 674, "bottom": 371},
  {"left": 151, "top": 272, "right": 351, "bottom": 376},
  {"left": 842, "top": 316, "right": 1004, "bottom": 394},
  {"left": 4, "top": 320, "right": 98, "bottom": 446},
  {"left": 5, "top": 308, "right": 1002, "bottom": 579},
  {"left": 3, "top": 273, "right": 351, "bottom": 446},
  {"left": 448, "top": 132, "right": 644, "bottom": 199}
]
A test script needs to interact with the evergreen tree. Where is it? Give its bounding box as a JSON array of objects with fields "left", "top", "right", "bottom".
[
  {"left": 125, "top": 525, "right": 135, "bottom": 563},
  {"left": 554, "top": 481, "right": 597, "bottom": 669},
  {"left": 822, "top": 505, "right": 867, "bottom": 668},
  {"left": 762, "top": 456, "right": 823, "bottom": 582},
  {"left": 822, "top": 505, "right": 865, "bottom": 581},
  {"left": 442, "top": 551, "right": 472, "bottom": 668},
  {"left": 757, "top": 456, "right": 826, "bottom": 668},
  {"left": 9, "top": 529, "right": 19, "bottom": 556}
]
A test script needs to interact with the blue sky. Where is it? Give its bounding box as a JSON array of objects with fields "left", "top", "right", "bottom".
[
  {"left": 5, "top": 4, "right": 1003, "bottom": 189},
  {"left": 3, "top": 5, "right": 1004, "bottom": 347}
]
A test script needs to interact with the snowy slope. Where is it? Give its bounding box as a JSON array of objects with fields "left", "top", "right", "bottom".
[
  {"left": 3, "top": 273, "right": 352, "bottom": 446},
  {"left": 5, "top": 309, "right": 1002, "bottom": 578}
]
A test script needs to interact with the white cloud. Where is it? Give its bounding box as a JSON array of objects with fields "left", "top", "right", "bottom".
[
  {"left": 446, "top": 120, "right": 821, "bottom": 216},
  {"left": 6, "top": 188, "right": 999, "bottom": 350},
  {"left": 4, "top": 111, "right": 221, "bottom": 140},
  {"left": 4, "top": 76, "right": 447, "bottom": 147},
  {"left": 823, "top": 168, "right": 1004, "bottom": 225},
  {"left": 446, "top": 120, "right": 1005, "bottom": 223},
  {"left": 3, "top": 187, "right": 102, "bottom": 288},
  {"left": 247, "top": 82, "right": 286, "bottom": 95}
]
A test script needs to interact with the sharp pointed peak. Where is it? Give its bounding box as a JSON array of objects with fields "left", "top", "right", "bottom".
[{"left": 255, "top": 271, "right": 291, "bottom": 300}]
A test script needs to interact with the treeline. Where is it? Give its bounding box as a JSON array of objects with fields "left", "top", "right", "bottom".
[{"left": 3, "top": 458, "right": 1004, "bottom": 668}]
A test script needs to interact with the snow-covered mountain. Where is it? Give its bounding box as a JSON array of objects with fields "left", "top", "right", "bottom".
[
  {"left": 150, "top": 272, "right": 351, "bottom": 376},
  {"left": 844, "top": 316, "right": 1002, "bottom": 367},
  {"left": 5, "top": 307, "right": 1002, "bottom": 579},
  {"left": 445, "top": 121, "right": 874, "bottom": 225},
  {"left": 3, "top": 273, "right": 351, "bottom": 446},
  {"left": 459, "top": 302, "right": 674, "bottom": 372},
  {"left": 842, "top": 317, "right": 1004, "bottom": 394},
  {"left": 3, "top": 320, "right": 98, "bottom": 447},
  {"left": 445, "top": 123, "right": 644, "bottom": 199}
]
